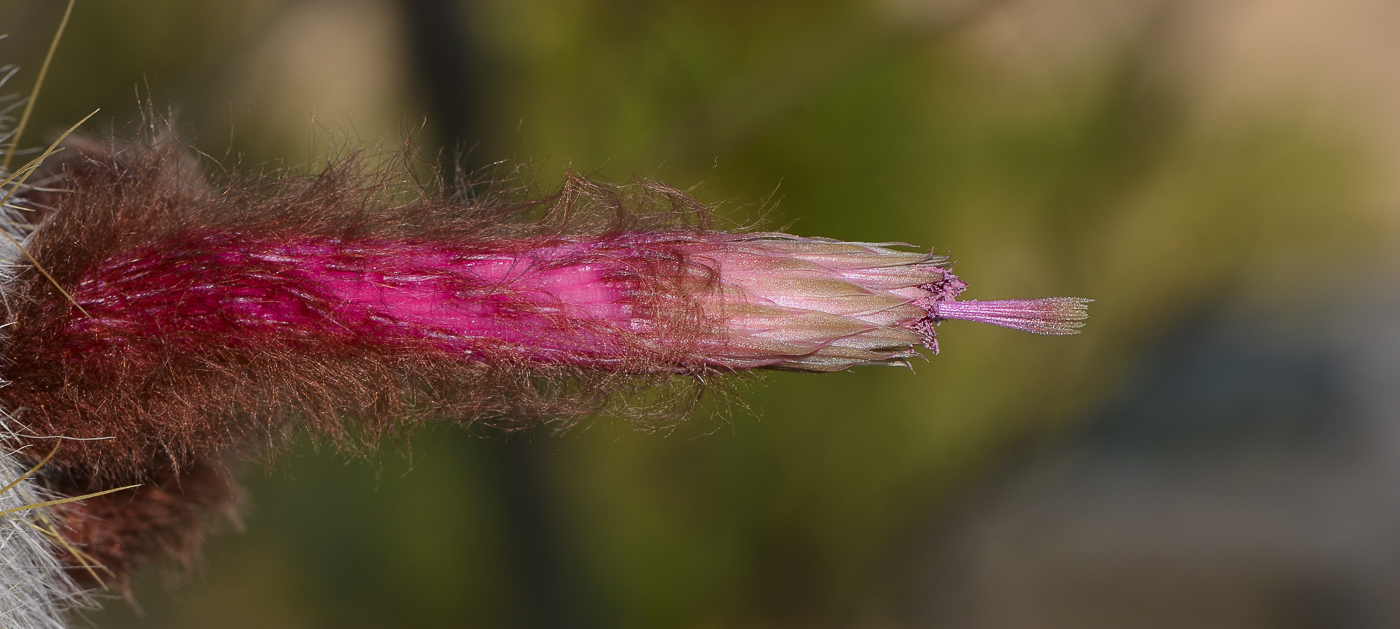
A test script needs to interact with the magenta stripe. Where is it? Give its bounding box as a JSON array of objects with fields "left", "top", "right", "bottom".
[{"left": 60, "top": 231, "right": 704, "bottom": 369}]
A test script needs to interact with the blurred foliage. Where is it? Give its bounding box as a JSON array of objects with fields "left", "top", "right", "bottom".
[{"left": 1, "top": 0, "right": 1390, "bottom": 627}]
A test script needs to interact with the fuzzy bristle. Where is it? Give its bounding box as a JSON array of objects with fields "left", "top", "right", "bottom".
[
  {"left": 1, "top": 136, "right": 727, "bottom": 583},
  {"left": 0, "top": 445, "right": 88, "bottom": 629}
]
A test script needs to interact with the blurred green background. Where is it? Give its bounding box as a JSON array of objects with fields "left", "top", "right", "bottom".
[{"left": 3, "top": 0, "right": 1398, "bottom": 627}]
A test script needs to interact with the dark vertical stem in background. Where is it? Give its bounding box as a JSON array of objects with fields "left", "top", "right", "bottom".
[
  {"left": 399, "top": 0, "right": 481, "bottom": 156},
  {"left": 485, "top": 436, "right": 596, "bottom": 629},
  {"left": 397, "top": 2, "right": 597, "bottom": 628}
]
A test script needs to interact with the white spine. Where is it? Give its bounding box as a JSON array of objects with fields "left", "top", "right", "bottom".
[
  {"left": 0, "top": 174, "right": 84, "bottom": 628},
  {"left": 0, "top": 445, "right": 85, "bottom": 629}
]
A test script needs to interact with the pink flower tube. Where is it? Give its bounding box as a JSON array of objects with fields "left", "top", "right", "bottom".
[{"left": 62, "top": 231, "right": 1088, "bottom": 374}]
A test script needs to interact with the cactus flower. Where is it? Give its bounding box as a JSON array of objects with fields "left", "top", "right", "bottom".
[{"left": 0, "top": 138, "right": 1089, "bottom": 598}]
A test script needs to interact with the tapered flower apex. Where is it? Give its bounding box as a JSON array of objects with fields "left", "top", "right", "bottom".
[{"left": 681, "top": 234, "right": 1090, "bottom": 371}]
